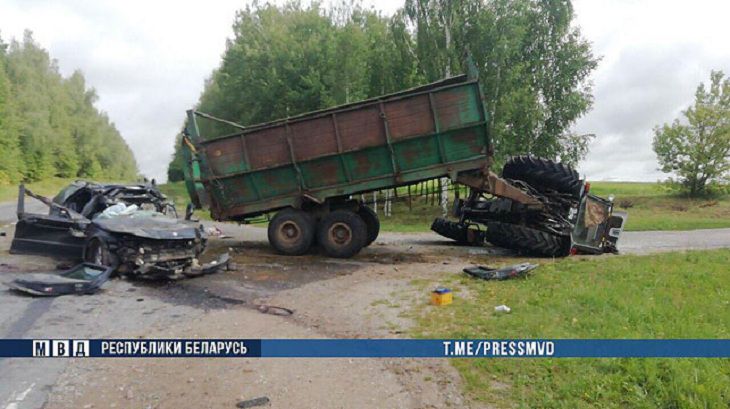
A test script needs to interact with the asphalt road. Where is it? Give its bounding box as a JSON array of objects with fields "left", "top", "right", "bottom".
[{"left": 1, "top": 197, "right": 730, "bottom": 408}]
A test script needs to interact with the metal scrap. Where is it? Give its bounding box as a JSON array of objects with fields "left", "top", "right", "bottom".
[
  {"left": 236, "top": 396, "right": 270, "bottom": 408},
  {"left": 6, "top": 263, "right": 114, "bottom": 296},
  {"left": 463, "top": 263, "right": 538, "bottom": 280}
]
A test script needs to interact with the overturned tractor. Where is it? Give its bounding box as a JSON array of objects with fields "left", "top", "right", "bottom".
[{"left": 432, "top": 156, "right": 627, "bottom": 256}]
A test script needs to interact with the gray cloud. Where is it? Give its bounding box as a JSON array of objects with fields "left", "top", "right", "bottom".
[{"left": 572, "top": 0, "right": 730, "bottom": 181}]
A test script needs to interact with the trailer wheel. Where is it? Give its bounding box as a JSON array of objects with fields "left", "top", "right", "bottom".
[
  {"left": 268, "top": 208, "right": 315, "bottom": 256},
  {"left": 485, "top": 221, "right": 570, "bottom": 257},
  {"left": 502, "top": 156, "right": 582, "bottom": 198},
  {"left": 317, "top": 210, "right": 367, "bottom": 258},
  {"left": 357, "top": 205, "right": 380, "bottom": 247}
]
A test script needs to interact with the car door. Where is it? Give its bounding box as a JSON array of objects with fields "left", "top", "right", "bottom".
[{"left": 10, "top": 185, "right": 89, "bottom": 259}]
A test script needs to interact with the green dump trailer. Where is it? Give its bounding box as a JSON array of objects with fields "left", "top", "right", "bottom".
[{"left": 181, "top": 74, "right": 626, "bottom": 258}]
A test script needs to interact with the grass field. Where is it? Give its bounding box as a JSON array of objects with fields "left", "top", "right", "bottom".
[
  {"left": 154, "top": 181, "right": 730, "bottom": 232},
  {"left": 157, "top": 182, "right": 213, "bottom": 221},
  {"left": 411, "top": 249, "right": 730, "bottom": 408}
]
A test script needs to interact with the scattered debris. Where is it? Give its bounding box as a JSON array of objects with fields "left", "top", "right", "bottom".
[
  {"left": 185, "top": 253, "right": 231, "bottom": 278},
  {"left": 206, "top": 226, "right": 223, "bottom": 236},
  {"left": 256, "top": 304, "right": 294, "bottom": 316},
  {"left": 430, "top": 287, "right": 453, "bottom": 306},
  {"left": 463, "top": 263, "right": 538, "bottom": 280},
  {"left": 6, "top": 263, "right": 113, "bottom": 296},
  {"left": 494, "top": 304, "right": 511, "bottom": 313},
  {"left": 236, "top": 397, "right": 270, "bottom": 408}
]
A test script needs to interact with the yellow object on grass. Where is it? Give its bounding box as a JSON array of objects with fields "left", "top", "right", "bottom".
[{"left": 431, "top": 287, "right": 453, "bottom": 306}]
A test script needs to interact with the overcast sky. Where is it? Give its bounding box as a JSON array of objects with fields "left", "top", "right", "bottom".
[{"left": 1, "top": 0, "right": 728, "bottom": 182}]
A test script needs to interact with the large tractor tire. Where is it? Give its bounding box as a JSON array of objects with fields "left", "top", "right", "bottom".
[
  {"left": 317, "top": 210, "right": 367, "bottom": 258},
  {"left": 502, "top": 156, "right": 582, "bottom": 198},
  {"left": 485, "top": 221, "right": 570, "bottom": 257},
  {"left": 431, "top": 218, "right": 486, "bottom": 245},
  {"left": 357, "top": 205, "right": 380, "bottom": 247},
  {"left": 431, "top": 218, "right": 468, "bottom": 243},
  {"left": 268, "top": 208, "right": 316, "bottom": 256}
]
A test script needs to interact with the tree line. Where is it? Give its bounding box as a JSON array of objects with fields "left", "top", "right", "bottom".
[
  {"left": 0, "top": 31, "right": 138, "bottom": 185},
  {"left": 168, "top": 0, "right": 597, "bottom": 181}
]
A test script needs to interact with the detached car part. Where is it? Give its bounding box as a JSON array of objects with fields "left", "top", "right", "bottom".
[
  {"left": 6, "top": 263, "right": 114, "bottom": 296},
  {"left": 463, "top": 263, "right": 539, "bottom": 281}
]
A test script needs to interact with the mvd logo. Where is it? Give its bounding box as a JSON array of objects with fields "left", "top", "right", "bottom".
[{"left": 33, "top": 340, "right": 90, "bottom": 357}]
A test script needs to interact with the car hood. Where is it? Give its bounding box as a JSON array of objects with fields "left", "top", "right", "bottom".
[{"left": 92, "top": 214, "right": 201, "bottom": 240}]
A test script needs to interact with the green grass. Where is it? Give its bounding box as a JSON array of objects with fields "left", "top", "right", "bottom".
[
  {"left": 0, "top": 177, "right": 78, "bottom": 202},
  {"left": 591, "top": 182, "right": 730, "bottom": 231},
  {"left": 157, "top": 181, "right": 190, "bottom": 209},
  {"left": 411, "top": 250, "right": 730, "bottom": 408},
  {"left": 157, "top": 182, "right": 212, "bottom": 220},
  {"left": 589, "top": 181, "right": 669, "bottom": 197}
]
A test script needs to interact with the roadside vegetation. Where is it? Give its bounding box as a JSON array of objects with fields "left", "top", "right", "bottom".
[
  {"left": 411, "top": 249, "right": 730, "bottom": 408},
  {"left": 0, "top": 32, "right": 138, "bottom": 186},
  {"left": 0, "top": 177, "right": 76, "bottom": 203},
  {"left": 652, "top": 71, "right": 729, "bottom": 197},
  {"left": 168, "top": 0, "right": 598, "bottom": 182}
]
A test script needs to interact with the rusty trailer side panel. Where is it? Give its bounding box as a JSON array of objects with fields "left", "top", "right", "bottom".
[{"left": 183, "top": 74, "right": 491, "bottom": 221}]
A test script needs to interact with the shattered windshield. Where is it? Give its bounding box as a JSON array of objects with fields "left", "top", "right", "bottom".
[{"left": 571, "top": 195, "right": 611, "bottom": 249}]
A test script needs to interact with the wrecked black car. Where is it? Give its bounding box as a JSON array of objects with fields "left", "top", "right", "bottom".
[{"left": 10, "top": 181, "right": 220, "bottom": 279}]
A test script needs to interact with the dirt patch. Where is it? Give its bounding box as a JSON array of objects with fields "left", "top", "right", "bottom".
[{"left": 44, "top": 239, "right": 486, "bottom": 408}]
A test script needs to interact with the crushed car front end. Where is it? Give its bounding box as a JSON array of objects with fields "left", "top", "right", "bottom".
[{"left": 86, "top": 213, "right": 208, "bottom": 279}]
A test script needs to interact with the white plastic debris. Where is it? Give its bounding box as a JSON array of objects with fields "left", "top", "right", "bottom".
[
  {"left": 95, "top": 203, "right": 139, "bottom": 219},
  {"left": 494, "top": 304, "right": 511, "bottom": 313}
]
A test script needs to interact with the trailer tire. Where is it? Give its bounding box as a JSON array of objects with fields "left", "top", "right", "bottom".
[
  {"left": 317, "top": 210, "right": 367, "bottom": 258},
  {"left": 268, "top": 208, "right": 315, "bottom": 256},
  {"left": 357, "top": 205, "right": 380, "bottom": 247},
  {"left": 485, "top": 221, "right": 570, "bottom": 257},
  {"left": 502, "top": 156, "right": 581, "bottom": 197}
]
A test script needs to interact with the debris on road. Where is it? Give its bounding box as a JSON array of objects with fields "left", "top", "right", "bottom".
[
  {"left": 6, "top": 263, "right": 114, "bottom": 296},
  {"left": 236, "top": 396, "right": 270, "bottom": 408},
  {"left": 256, "top": 304, "right": 294, "bottom": 316},
  {"left": 185, "top": 253, "right": 231, "bottom": 278},
  {"left": 463, "top": 263, "right": 538, "bottom": 281},
  {"left": 430, "top": 287, "right": 453, "bottom": 306},
  {"left": 206, "top": 226, "right": 223, "bottom": 236},
  {"left": 494, "top": 304, "right": 511, "bottom": 313}
]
